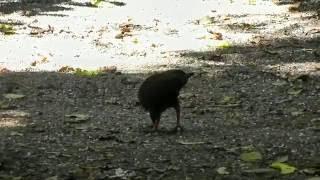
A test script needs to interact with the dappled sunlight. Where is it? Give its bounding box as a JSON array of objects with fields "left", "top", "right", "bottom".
[
  {"left": 1, "top": 0, "right": 316, "bottom": 72},
  {"left": 0, "top": 117, "right": 25, "bottom": 127},
  {"left": 0, "top": 110, "right": 29, "bottom": 128},
  {"left": 0, "top": 1, "right": 320, "bottom": 179},
  {"left": 264, "top": 62, "right": 320, "bottom": 75}
]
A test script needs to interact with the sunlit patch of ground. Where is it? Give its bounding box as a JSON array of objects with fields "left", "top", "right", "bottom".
[
  {"left": 265, "top": 62, "right": 320, "bottom": 76},
  {"left": 1, "top": 0, "right": 317, "bottom": 72},
  {"left": 0, "top": 110, "right": 29, "bottom": 127},
  {"left": 0, "top": 117, "right": 25, "bottom": 127}
]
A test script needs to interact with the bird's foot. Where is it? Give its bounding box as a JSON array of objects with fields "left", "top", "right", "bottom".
[
  {"left": 141, "top": 124, "right": 156, "bottom": 133},
  {"left": 173, "top": 126, "right": 183, "bottom": 133},
  {"left": 143, "top": 124, "right": 159, "bottom": 133}
]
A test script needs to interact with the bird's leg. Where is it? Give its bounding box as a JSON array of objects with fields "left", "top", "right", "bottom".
[
  {"left": 150, "top": 111, "right": 160, "bottom": 131},
  {"left": 149, "top": 113, "right": 155, "bottom": 128},
  {"left": 174, "top": 102, "right": 182, "bottom": 131},
  {"left": 154, "top": 119, "right": 160, "bottom": 131}
]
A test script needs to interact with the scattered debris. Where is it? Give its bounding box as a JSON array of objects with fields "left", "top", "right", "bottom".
[
  {"left": 270, "top": 162, "right": 297, "bottom": 174},
  {"left": 240, "top": 151, "right": 263, "bottom": 162},
  {"left": 177, "top": 141, "right": 206, "bottom": 145},
  {"left": 216, "top": 167, "right": 230, "bottom": 175},
  {"left": 65, "top": 113, "right": 90, "bottom": 123}
]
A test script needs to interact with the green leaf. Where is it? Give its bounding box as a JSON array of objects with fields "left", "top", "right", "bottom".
[
  {"left": 270, "top": 162, "right": 296, "bottom": 174},
  {"left": 0, "top": 24, "right": 16, "bottom": 35},
  {"left": 90, "top": 0, "right": 103, "bottom": 6},
  {"left": 240, "top": 151, "right": 262, "bottom": 162},
  {"left": 243, "top": 168, "right": 276, "bottom": 174},
  {"left": 217, "top": 41, "right": 231, "bottom": 49},
  {"left": 73, "top": 68, "right": 102, "bottom": 77}
]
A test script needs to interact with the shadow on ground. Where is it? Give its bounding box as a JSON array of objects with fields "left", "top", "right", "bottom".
[
  {"left": 0, "top": 33, "right": 319, "bottom": 179},
  {"left": 0, "top": 0, "right": 127, "bottom": 16},
  {"left": 0, "top": 0, "right": 74, "bottom": 15},
  {"left": 273, "top": 0, "right": 320, "bottom": 16}
]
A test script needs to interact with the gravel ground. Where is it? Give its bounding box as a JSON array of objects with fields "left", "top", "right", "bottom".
[{"left": 0, "top": 0, "right": 320, "bottom": 179}]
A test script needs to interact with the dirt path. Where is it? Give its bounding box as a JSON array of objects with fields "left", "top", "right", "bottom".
[{"left": 0, "top": 0, "right": 320, "bottom": 179}]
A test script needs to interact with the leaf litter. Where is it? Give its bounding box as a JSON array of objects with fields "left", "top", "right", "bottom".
[{"left": 0, "top": 0, "right": 319, "bottom": 179}]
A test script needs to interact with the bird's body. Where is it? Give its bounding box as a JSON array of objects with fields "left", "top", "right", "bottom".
[{"left": 138, "top": 69, "right": 193, "bottom": 131}]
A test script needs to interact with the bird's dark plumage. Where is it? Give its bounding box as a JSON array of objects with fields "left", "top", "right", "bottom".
[{"left": 138, "top": 69, "right": 193, "bottom": 131}]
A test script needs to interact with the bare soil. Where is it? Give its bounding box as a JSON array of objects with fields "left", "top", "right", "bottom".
[{"left": 0, "top": 0, "right": 320, "bottom": 179}]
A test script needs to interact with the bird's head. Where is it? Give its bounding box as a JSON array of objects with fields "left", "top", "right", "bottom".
[
  {"left": 186, "top": 72, "right": 194, "bottom": 79},
  {"left": 180, "top": 72, "right": 194, "bottom": 86}
]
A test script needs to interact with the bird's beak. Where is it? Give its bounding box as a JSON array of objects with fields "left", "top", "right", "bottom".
[{"left": 186, "top": 72, "right": 194, "bottom": 79}]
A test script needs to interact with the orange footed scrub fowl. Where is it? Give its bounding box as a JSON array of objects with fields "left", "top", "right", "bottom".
[{"left": 138, "top": 69, "right": 194, "bottom": 132}]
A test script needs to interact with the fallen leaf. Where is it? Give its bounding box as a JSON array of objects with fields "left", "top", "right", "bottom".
[
  {"left": 0, "top": 67, "right": 11, "bottom": 73},
  {"left": 58, "top": 66, "right": 75, "bottom": 73},
  {"left": 241, "top": 23, "right": 256, "bottom": 30},
  {"left": 272, "top": 80, "right": 287, "bottom": 86},
  {"left": 167, "top": 165, "right": 180, "bottom": 171},
  {"left": 115, "top": 168, "right": 127, "bottom": 177},
  {"left": 121, "top": 26, "right": 131, "bottom": 33},
  {"left": 177, "top": 141, "right": 206, "bottom": 145},
  {"left": 115, "top": 33, "right": 124, "bottom": 39},
  {"left": 270, "top": 162, "right": 297, "bottom": 174},
  {"left": 287, "top": 88, "right": 303, "bottom": 96},
  {"left": 243, "top": 168, "right": 276, "bottom": 174},
  {"left": 65, "top": 113, "right": 90, "bottom": 123},
  {"left": 221, "top": 96, "right": 233, "bottom": 104},
  {"left": 199, "top": 16, "right": 215, "bottom": 25},
  {"left": 10, "top": 131, "right": 24, "bottom": 136},
  {"left": 0, "top": 110, "right": 30, "bottom": 117},
  {"left": 219, "top": 95, "right": 239, "bottom": 105},
  {"left": 222, "top": 15, "right": 231, "bottom": 20},
  {"left": 132, "top": 38, "right": 139, "bottom": 44},
  {"left": 291, "top": 111, "right": 304, "bottom": 116},
  {"left": 45, "top": 175, "right": 58, "bottom": 180},
  {"left": 74, "top": 68, "right": 102, "bottom": 77},
  {"left": 208, "top": 31, "right": 223, "bottom": 40},
  {"left": 306, "top": 177, "right": 320, "bottom": 180},
  {"left": 216, "top": 167, "right": 230, "bottom": 175},
  {"left": 75, "top": 124, "right": 94, "bottom": 131},
  {"left": 3, "top": 93, "right": 25, "bottom": 99},
  {"left": 0, "top": 101, "right": 10, "bottom": 109},
  {"left": 0, "top": 24, "right": 15, "bottom": 35},
  {"left": 197, "top": 35, "right": 208, "bottom": 40},
  {"left": 240, "top": 151, "right": 262, "bottom": 162},
  {"left": 311, "top": 118, "right": 320, "bottom": 124},
  {"left": 98, "top": 66, "right": 117, "bottom": 73},
  {"left": 275, "top": 155, "right": 289, "bottom": 163},
  {"left": 302, "top": 168, "right": 319, "bottom": 175},
  {"left": 90, "top": 0, "right": 103, "bottom": 6},
  {"left": 241, "top": 145, "right": 255, "bottom": 151},
  {"left": 217, "top": 41, "right": 231, "bottom": 49}
]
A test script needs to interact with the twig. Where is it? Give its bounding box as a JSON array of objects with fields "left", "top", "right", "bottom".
[
  {"left": 177, "top": 141, "right": 206, "bottom": 145},
  {"left": 211, "top": 104, "right": 241, "bottom": 108}
]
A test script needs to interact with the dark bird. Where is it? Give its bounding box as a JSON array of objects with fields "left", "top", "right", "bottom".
[{"left": 138, "top": 69, "right": 194, "bottom": 131}]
